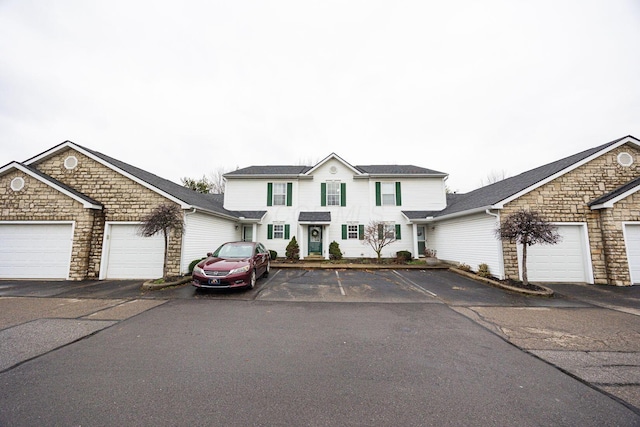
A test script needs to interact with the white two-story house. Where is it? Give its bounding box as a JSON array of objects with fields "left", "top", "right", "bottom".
[{"left": 224, "top": 153, "right": 448, "bottom": 260}]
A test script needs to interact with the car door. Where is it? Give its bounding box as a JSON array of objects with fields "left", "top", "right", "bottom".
[{"left": 254, "top": 244, "right": 267, "bottom": 275}]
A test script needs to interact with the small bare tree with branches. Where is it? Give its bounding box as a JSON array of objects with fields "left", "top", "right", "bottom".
[
  {"left": 362, "top": 221, "right": 397, "bottom": 262},
  {"left": 138, "top": 204, "right": 184, "bottom": 279},
  {"left": 495, "top": 209, "right": 560, "bottom": 286}
]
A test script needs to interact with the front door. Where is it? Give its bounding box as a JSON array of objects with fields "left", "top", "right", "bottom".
[
  {"left": 308, "top": 226, "right": 323, "bottom": 255},
  {"left": 242, "top": 225, "right": 253, "bottom": 242},
  {"left": 417, "top": 226, "right": 426, "bottom": 256}
]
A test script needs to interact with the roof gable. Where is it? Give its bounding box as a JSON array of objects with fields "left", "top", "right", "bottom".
[
  {"left": 305, "top": 153, "right": 362, "bottom": 176},
  {"left": 436, "top": 135, "right": 640, "bottom": 218},
  {"left": 0, "top": 161, "right": 102, "bottom": 209},
  {"left": 22, "top": 141, "right": 250, "bottom": 219}
]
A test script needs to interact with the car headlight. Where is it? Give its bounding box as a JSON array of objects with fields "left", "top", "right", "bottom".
[
  {"left": 193, "top": 266, "right": 205, "bottom": 276},
  {"left": 229, "top": 265, "right": 251, "bottom": 275}
]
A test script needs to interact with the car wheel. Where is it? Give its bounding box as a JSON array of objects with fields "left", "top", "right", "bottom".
[
  {"left": 248, "top": 269, "right": 256, "bottom": 289},
  {"left": 263, "top": 260, "right": 270, "bottom": 278}
]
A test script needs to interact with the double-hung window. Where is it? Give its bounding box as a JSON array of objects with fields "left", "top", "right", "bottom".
[
  {"left": 347, "top": 225, "right": 359, "bottom": 239},
  {"left": 327, "top": 181, "right": 340, "bottom": 206},
  {"left": 321, "top": 182, "right": 346, "bottom": 206},
  {"left": 272, "top": 183, "right": 287, "bottom": 206},
  {"left": 375, "top": 182, "right": 402, "bottom": 206}
]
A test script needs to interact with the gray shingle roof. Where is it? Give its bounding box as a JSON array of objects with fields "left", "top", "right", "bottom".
[
  {"left": 65, "top": 143, "right": 263, "bottom": 220},
  {"left": 299, "top": 211, "right": 332, "bottom": 222},
  {"left": 225, "top": 161, "right": 446, "bottom": 177},
  {"left": 435, "top": 135, "right": 636, "bottom": 218},
  {"left": 402, "top": 210, "right": 440, "bottom": 220},
  {"left": 355, "top": 165, "right": 446, "bottom": 176},
  {"left": 226, "top": 165, "right": 312, "bottom": 176}
]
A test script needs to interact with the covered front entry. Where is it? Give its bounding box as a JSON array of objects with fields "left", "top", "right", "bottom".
[{"left": 308, "top": 225, "right": 323, "bottom": 256}]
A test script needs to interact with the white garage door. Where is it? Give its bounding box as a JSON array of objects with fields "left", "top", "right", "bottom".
[
  {"left": 0, "top": 223, "right": 73, "bottom": 279},
  {"left": 624, "top": 224, "right": 640, "bottom": 285},
  {"left": 103, "top": 224, "right": 164, "bottom": 279},
  {"left": 519, "top": 224, "right": 590, "bottom": 283}
]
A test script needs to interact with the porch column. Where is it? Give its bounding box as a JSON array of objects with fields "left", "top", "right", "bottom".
[{"left": 411, "top": 223, "right": 419, "bottom": 260}]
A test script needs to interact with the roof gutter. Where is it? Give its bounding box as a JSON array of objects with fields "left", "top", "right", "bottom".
[{"left": 430, "top": 205, "right": 497, "bottom": 222}]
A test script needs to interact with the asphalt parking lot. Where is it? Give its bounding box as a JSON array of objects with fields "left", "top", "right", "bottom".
[{"left": 1, "top": 268, "right": 639, "bottom": 417}]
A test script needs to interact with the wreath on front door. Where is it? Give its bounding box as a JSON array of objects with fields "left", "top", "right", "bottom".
[{"left": 311, "top": 229, "right": 320, "bottom": 238}]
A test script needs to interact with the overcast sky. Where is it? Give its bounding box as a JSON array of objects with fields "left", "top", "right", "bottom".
[{"left": 1, "top": 1, "right": 639, "bottom": 193}]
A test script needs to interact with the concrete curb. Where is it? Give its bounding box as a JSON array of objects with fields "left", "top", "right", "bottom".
[
  {"left": 271, "top": 262, "right": 450, "bottom": 270},
  {"left": 449, "top": 267, "right": 555, "bottom": 297},
  {"left": 141, "top": 276, "right": 192, "bottom": 291}
]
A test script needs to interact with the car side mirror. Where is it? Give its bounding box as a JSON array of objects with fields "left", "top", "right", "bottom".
[{"left": 206, "top": 252, "right": 212, "bottom": 257}]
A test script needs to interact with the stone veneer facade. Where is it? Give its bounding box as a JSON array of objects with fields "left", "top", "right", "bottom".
[
  {"left": 501, "top": 143, "right": 640, "bottom": 286},
  {"left": 1, "top": 147, "right": 183, "bottom": 279}
]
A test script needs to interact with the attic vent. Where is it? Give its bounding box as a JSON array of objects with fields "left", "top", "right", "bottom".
[
  {"left": 617, "top": 152, "right": 634, "bottom": 167},
  {"left": 64, "top": 155, "right": 78, "bottom": 170},
  {"left": 10, "top": 177, "right": 25, "bottom": 191},
  {"left": 330, "top": 166, "right": 338, "bottom": 174}
]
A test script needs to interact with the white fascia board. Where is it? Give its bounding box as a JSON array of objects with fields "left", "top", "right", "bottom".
[
  {"left": 431, "top": 206, "right": 496, "bottom": 222},
  {"left": 494, "top": 136, "right": 639, "bottom": 209},
  {"left": 191, "top": 207, "right": 241, "bottom": 221},
  {"left": 2, "top": 162, "right": 102, "bottom": 209},
  {"left": 24, "top": 141, "right": 192, "bottom": 209},
  {"left": 225, "top": 174, "right": 311, "bottom": 180},
  {"left": 400, "top": 212, "right": 435, "bottom": 223},
  {"left": 304, "top": 153, "right": 362, "bottom": 176}
]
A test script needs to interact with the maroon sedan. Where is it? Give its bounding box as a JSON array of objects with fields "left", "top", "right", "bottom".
[{"left": 192, "top": 241, "right": 271, "bottom": 290}]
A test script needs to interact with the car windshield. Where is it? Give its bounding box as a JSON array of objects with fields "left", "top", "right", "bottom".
[{"left": 214, "top": 244, "right": 253, "bottom": 259}]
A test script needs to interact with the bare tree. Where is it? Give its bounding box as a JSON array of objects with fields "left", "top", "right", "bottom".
[
  {"left": 208, "top": 166, "right": 228, "bottom": 194},
  {"left": 495, "top": 209, "right": 560, "bottom": 286},
  {"left": 138, "top": 204, "right": 184, "bottom": 279},
  {"left": 481, "top": 169, "right": 509, "bottom": 187},
  {"left": 181, "top": 175, "right": 214, "bottom": 194},
  {"left": 362, "top": 221, "right": 397, "bottom": 261}
]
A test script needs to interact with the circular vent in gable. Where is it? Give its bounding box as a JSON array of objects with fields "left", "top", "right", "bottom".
[
  {"left": 64, "top": 155, "right": 78, "bottom": 170},
  {"left": 617, "top": 152, "right": 634, "bottom": 167},
  {"left": 330, "top": 166, "right": 338, "bottom": 174},
  {"left": 11, "top": 176, "right": 25, "bottom": 191}
]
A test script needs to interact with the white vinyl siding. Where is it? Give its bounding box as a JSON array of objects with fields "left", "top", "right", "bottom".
[
  {"left": 430, "top": 212, "right": 503, "bottom": 278},
  {"left": 101, "top": 223, "right": 164, "bottom": 279},
  {"left": 0, "top": 222, "right": 73, "bottom": 279},
  {"left": 624, "top": 223, "right": 640, "bottom": 284},
  {"left": 518, "top": 224, "right": 591, "bottom": 283},
  {"left": 181, "top": 212, "right": 239, "bottom": 273}
]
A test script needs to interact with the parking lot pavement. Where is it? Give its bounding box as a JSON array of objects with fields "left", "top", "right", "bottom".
[{"left": 256, "top": 269, "right": 440, "bottom": 303}]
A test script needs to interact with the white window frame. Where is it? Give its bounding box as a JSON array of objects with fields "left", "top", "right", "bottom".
[
  {"left": 347, "top": 224, "right": 359, "bottom": 239},
  {"left": 383, "top": 222, "right": 396, "bottom": 239},
  {"left": 326, "top": 181, "right": 340, "bottom": 206},
  {"left": 273, "top": 223, "right": 285, "bottom": 239},
  {"left": 381, "top": 182, "right": 396, "bottom": 206},
  {"left": 272, "top": 183, "right": 287, "bottom": 206}
]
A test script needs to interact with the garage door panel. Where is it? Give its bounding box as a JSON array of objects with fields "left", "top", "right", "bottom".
[
  {"left": 0, "top": 223, "right": 73, "bottom": 279},
  {"left": 104, "top": 224, "right": 164, "bottom": 279},
  {"left": 624, "top": 224, "right": 640, "bottom": 285},
  {"left": 519, "top": 225, "right": 589, "bottom": 283}
]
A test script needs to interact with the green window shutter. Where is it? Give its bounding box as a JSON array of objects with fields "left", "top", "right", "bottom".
[
  {"left": 359, "top": 224, "right": 364, "bottom": 240},
  {"left": 340, "top": 183, "right": 346, "bottom": 206},
  {"left": 267, "top": 224, "right": 273, "bottom": 239},
  {"left": 321, "top": 183, "right": 327, "bottom": 206},
  {"left": 378, "top": 224, "right": 384, "bottom": 238},
  {"left": 284, "top": 224, "right": 290, "bottom": 239},
  {"left": 286, "top": 183, "right": 293, "bottom": 206},
  {"left": 267, "top": 183, "right": 273, "bottom": 206},
  {"left": 395, "top": 182, "right": 402, "bottom": 206},
  {"left": 342, "top": 224, "right": 347, "bottom": 240},
  {"left": 395, "top": 224, "right": 401, "bottom": 239},
  {"left": 375, "top": 182, "right": 381, "bottom": 206}
]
